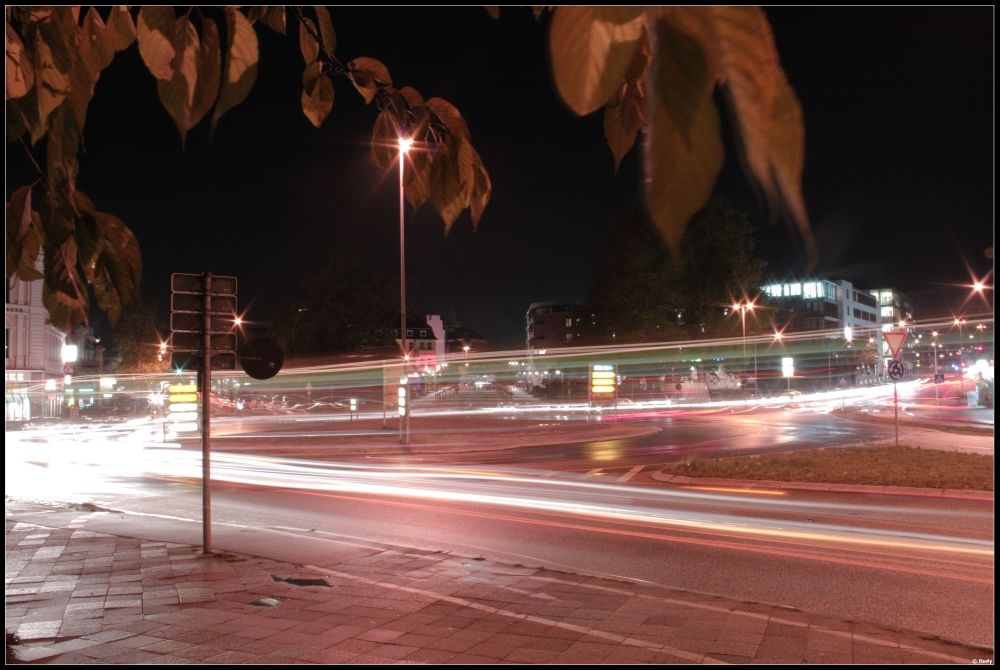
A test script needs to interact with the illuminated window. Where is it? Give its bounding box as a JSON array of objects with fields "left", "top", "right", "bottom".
[
  {"left": 881, "top": 306, "right": 894, "bottom": 318},
  {"left": 565, "top": 318, "right": 572, "bottom": 327},
  {"left": 790, "top": 283, "right": 801, "bottom": 296}
]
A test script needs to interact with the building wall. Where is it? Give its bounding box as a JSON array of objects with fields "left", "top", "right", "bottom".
[
  {"left": 762, "top": 279, "right": 879, "bottom": 335},
  {"left": 5, "top": 252, "right": 66, "bottom": 421},
  {"left": 526, "top": 302, "right": 578, "bottom": 349}
]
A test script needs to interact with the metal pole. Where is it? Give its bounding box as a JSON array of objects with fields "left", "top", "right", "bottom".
[
  {"left": 933, "top": 337, "right": 939, "bottom": 406},
  {"left": 893, "top": 382, "right": 898, "bottom": 447},
  {"left": 201, "top": 273, "right": 212, "bottom": 554},
  {"left": 399, "top": 147, "right": 409, "bottom": 443},
  {"left": 741, "top": 308, "right": 747, "bottom": 403},
  {"left": 828, "top": 349, "right": 832, "bottom": 389}
]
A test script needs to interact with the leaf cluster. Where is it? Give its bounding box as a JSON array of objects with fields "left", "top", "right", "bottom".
[
  {"left": 6, "top": 6, "right": 492, "bottom": 335},
  {"left": 548, "top": 7, "right": 815, "bottom": 262}
]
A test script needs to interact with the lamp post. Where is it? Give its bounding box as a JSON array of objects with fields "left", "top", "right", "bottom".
[
  {"left": 732, "top": 301, "right": 754, "bottom": 399},
  {"left": 932, "top": 331, "right": 940, "bottom": 406},
  {"left": 398, "top": 137, "right": 413, "bottom": 443},
  {"left": 954, "top": 317, "right": 966, "bottom": 397}
]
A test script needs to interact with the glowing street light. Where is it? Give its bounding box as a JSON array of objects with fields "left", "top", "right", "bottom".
[{"left": 397, "top": 136, "right": 413, "bottom": 444}]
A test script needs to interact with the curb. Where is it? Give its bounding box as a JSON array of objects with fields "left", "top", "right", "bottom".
[{"left": 650, "top": 471, "right": 994, "bottom": 501}]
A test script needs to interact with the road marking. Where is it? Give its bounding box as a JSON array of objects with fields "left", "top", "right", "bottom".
[
  {"left": 618, "top": 465, "right": 644, "bottom": 482},
  {"left": 585, "top": 468, "right": 603, "bottom": 477}
]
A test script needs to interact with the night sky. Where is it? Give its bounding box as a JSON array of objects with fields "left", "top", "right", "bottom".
[{"left": 7, "top": 7, "right": 994, "bottom": 348}]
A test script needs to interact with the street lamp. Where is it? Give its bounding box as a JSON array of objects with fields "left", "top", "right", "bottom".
[
  {"left": 953, "top": 317, "right": 967, "bottom": 396},
  {"left": 732, "top": 301, "right": 755, "bottom": 398},
  {"left": 932, "top": 330, "right": 940, "bottom": 405},
  {"left": 398, "top": 136, "right": 413, "bottom": 443}
]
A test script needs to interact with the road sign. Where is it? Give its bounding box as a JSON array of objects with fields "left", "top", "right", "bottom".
[
  {"left": 590, "top": 364, "right": 616, "bottom": 397},
  {"left": 171, "top": 293, "right": 237, "bottom": 315},
  {"left": 171, "top": 273, "right": 237, "bottom": 296},
  {"left": 171, "top": 312, "right": 238, "bottom": 334},
  {"left": 887, "top": 359, "right": 905, "bottom": 381},
  {"left": 171, "top": 351, "right": 238, "bottom": 371},
  {"left": 172, "top": 332, "right": 237, "bottom": 353},
  {"left": 934, "top": 373, "right": 945, "bottom": 383},
  {"left": 884, "top": 331, "right": 908, "bottom": 359},
  {"left": 240, "top": 338, "right": 284, "bottom": 380}
]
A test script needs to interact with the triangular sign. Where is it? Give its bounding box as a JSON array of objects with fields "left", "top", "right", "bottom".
[{"left": 884, "top": 331, "right": 908, "bottom": 359}]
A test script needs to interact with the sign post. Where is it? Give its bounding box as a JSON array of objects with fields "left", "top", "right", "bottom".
[
  {"left": 171, "top": 272, "right": 238, "bottom": 554},
  {"left": 883, "top": 331, "right": 908, "bottom": 449},
  {"left": 887, "top": 359, "right": 905, "bottom": 446}
]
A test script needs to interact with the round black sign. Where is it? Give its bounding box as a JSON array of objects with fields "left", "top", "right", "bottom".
[
  {"left": 887, "top": 359, "right": 905, "bottom": 381},
  {"left": 241, "top": 337, "right": 284, "bottom": 380}
]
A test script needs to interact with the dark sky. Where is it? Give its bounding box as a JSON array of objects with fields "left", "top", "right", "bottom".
[{"left": 7, "top": 7, "right": 994, "bottom": 347}]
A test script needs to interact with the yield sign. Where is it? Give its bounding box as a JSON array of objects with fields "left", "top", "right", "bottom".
[{"left": 884, "top": 330, "right": 908, "bottom": 358}]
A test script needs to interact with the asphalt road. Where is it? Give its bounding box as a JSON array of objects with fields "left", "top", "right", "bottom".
[{"left": 6, "top": 436, "right": 993, "bottom": 649}]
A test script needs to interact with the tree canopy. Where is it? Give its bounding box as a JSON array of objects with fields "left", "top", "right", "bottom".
[
  {"left": 111, "top": 300, "right": 171, "bottom": 373},
  {"left": 266, "top": 249, "right": 398, "bottom": 356},
  {"left": 6, "top": 6, "right": 810, "bottom": 337},
  {"left": 586, "top": 198, "right": 766, "bottom": 343}
]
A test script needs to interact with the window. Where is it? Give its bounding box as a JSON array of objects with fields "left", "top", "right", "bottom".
[
  {"left": 789, "top": 283, "right": 801, "bottom": 296},
  {"left": 565, "top": 318, "right": 572, "bottom": 327},
  {"left": 420, "top": 329, "right": 426, "bottom": 337},
  {"left": 565, "top": 333, "right": 573, "bottom": 341},
  {"left": 407, "top": 329, "right": 413, "bottom": 337}
]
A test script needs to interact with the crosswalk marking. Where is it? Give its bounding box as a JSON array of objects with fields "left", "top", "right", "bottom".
[
  {"left": 617, "top": 465, "right": 644, "bottom": 482},
  {"left": 585, "top": 468, "right": 603, "bottom": 477}
]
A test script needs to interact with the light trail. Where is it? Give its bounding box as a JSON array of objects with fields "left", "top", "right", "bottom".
[{"left": 7, "top": 430, "right": 991, "bottom": 565}]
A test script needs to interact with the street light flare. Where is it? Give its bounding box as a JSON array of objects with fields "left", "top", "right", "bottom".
[{"left": 399, "top": 137, "right": 413, "bottom": 153}]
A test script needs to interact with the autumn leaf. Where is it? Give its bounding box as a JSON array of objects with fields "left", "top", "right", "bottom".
[
  {"left": 105, "top": 6, "right": 137, "bottom": 52},
  {"left": 549, "top": 6, "right": 644, "bottom": 116},
  {"left": 5, "top": 186, "right": 44, "bottom": 281},
  {"left": 301, "top": 61, "right": 333, "bottom": 128},
  {"left": 299, "top": 16, "right": 319, "bottom": 64},
  {"left": 313, "top": 6, "right": 336, "bottom": 55},
  {"left": 644, "top": 19, "right": 723, "bottom": 257},
  {"left": 211, "top": 7, "right": 258, "bottom": 133},
  {"left": 136, "top": 6, "right": 176, "bottom": 80},
  {"left": 5, "top": 23, "right": 35, "bottom": 100},
  {"left": 350, "top": 56, "right": 391, "bottom": 104},
  {"left": 156, "top": 15, "right": 200, "bottom": 143}
]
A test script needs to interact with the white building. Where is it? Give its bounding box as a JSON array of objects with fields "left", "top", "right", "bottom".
[
  {"left": 5, "top": 252, "right": 66, "bottom": 421},
  {"left": 761, "top": 279, "right": 879, "bottom": 333}
]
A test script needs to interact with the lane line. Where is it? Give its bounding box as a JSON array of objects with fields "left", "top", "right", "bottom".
[{"left": 618, "top": 465, "right": 644, "bottom": 482}]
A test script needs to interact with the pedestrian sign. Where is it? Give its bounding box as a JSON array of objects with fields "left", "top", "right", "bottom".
[{"left": 884, "top": 331, "right": 908, "bottom": 359}]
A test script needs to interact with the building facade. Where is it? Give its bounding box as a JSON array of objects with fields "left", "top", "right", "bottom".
[
  {"left": 761, "top": 279, "right": 879, "bottom": 333},
  {"left": 525, "top": 302, "right": 584, "bottom": 350},
  {"left": 869, "top": 288, "right": 913, "bottom": 331},
  {"left": 5, "top": 253, "right": 66, "bottom": 421}
]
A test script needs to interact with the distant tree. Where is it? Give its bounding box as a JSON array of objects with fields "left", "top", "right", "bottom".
[
  {"left": 586, "top": 199, "right": 765, "bottom": 343},
  {"left": 267, "top": 249, "right": 398, "bottom": 355},
  {"left": 111, "top": 301, "right": 170, "bottom": 373},
  {"left": 7, "top": 7, "right": 808, "bottom": 335}
]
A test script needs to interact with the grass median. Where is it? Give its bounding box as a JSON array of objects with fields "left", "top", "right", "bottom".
[{"left": 659, "top": 446, "right": 993, "bottom": 491}]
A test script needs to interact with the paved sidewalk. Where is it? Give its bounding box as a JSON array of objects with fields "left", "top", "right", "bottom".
[{"left": 6, "top": 501, "right": 992, "bottom": 665}]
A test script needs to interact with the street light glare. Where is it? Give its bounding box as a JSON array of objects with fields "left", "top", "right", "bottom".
[
  {"left": 973, "top": 281, "right": 985, "bottom": 292},
  {"left": 399, "top": 137, "right": 413, "bottom": 153}
]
